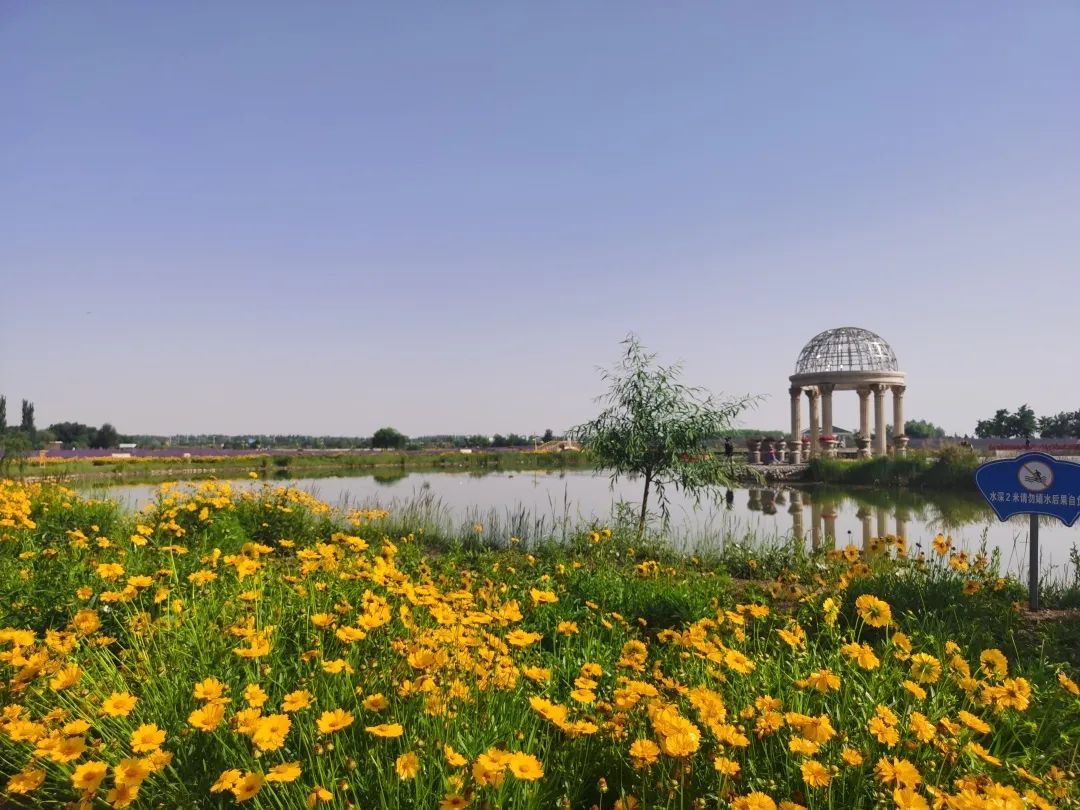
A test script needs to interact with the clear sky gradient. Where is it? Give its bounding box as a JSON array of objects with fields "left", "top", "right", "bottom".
[{"left": 3, "top": 3, "right": 1078, "bottom": 437}]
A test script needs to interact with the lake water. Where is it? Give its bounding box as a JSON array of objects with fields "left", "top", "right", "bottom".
[{"left": 94, "top": 469, "right": 1080, "bottom": 582}]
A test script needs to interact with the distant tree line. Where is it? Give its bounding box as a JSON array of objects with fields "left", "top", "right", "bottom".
[
  {"left": 371, "top": 427, "right": 558, "bottom": 450},
  {"left": 974, "top": 404, "right": 1080, "bottom": 439},
  {"left": 0, "top": 394, "right": 125, "bottom": 456}
]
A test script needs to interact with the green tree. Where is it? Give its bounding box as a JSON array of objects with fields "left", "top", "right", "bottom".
[
  {"left": 91, "top": 423, "right": 120, "bottom": 449},
  {"left": 49, "top": 422, "right": 95, "bottom": 447},
  {"left": 0, "top": 431, "right": 30, "bottom": 475},
  {"left": 0, "top": 395, "right": 5, "bottom": 431},
  {"left": 542, "top": 428, "right": 555, "bottom": 443},
  {"left": 1038, "top": 410, "right": 1080, "bottom": 438},
  {"left": 975, "top": 405, "right": 1037, "bottom": 439},
  {"left": 569, "top": 335, "right": 758, "bottom": 539},
  {"left": 20, "top": 399, "right": 35, "bottom": 433},
  {"left": 1012, "top": 404, "right": 1037, "bottom": 438},
  {"left": 371, "top": 426, "right": 408, "bottom": 450},
  {"left": 904, "top": 419, "right": 946, "bottom": 439}
]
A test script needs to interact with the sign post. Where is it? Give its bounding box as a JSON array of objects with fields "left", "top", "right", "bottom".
[{"left": 974, "top": 451, "right": 1080, "bottom": 611}]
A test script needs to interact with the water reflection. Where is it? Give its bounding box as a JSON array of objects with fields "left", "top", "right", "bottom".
[
  {"left": 744, "top": 485, "right": 998, "bottom": 551},
  {"left": 94, "top": 470, "right": 1078, "bottom": 578}
]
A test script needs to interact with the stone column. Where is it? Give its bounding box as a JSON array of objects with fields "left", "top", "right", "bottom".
[
  {"left": 789, "top": 386, "right": 802, "bottom": 463},
  {"left": 895, "top": 507, "right": 909, "bottom": 558},
  {"left": 871, "top": 384, "right": 887, "bottom": 456},
  {"left": 891, "top": 385, "right": 908, "bottom": 456},
  {"left": 811, "top": 498, "right": 822, "bottom": 549},
  {"left": 876, "top": 507, "right": 888, "bottom": 540},
  {"left": 857, "top": 506, "right": 873, "bottom": 553},
  {"left": 822, "top": 504, "right": 838, "bottom": 548},
  {"left": 806, "top": 388, "right": 821, "bottom": 459},
  {"left": 747, "top": 439, "right": 762, "bottom": 464},
  {"left": 789, "top": 491, "right": 804, "bottom": 544},
  {"left": 856, "top": 387, "right": 872, "bottom": 458},
  {"left": 820, "top": 383, "right": 835, "bottom": 438}
]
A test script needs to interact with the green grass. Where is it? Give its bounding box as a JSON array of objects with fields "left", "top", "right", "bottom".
[{"left": 804, "top": 446, "right": 982, "bottom": 491}]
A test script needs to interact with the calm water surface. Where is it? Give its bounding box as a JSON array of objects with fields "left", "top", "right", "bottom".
[{"left": 95, "top": 470, "right": 1080, "bottom": 580}]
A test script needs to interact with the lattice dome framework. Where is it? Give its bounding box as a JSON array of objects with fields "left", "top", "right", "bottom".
[{"left": 794, "top": 327, "right": 898, "bottom": 375}]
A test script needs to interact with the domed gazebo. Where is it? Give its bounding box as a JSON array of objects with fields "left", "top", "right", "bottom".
[{"left": 788, "top": 327, "right": 906, "bottom": 460}]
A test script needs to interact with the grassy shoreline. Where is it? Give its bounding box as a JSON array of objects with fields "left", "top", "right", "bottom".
[
  {"left": 8, "top": 449, "right": 594, "bottom": 484},
  {"left": 801, "top": 448, "right": 982, "bottom": 492}
]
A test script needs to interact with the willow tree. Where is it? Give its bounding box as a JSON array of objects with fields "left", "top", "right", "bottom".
[{"left": 570, "top": 335, "right": 758, "bottom": 539}]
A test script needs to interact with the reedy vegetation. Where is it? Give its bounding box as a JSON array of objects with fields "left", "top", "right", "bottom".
[{"left": 0, "top": 479, "right": 1077, "bottom": 809}]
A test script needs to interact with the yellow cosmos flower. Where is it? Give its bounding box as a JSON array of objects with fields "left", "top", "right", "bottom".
[
  {"left": 874, "top": 757, "right": 922, "bottom": 788},
  {"left": 211, "top": 769, "right": 242, "bottom": 793},
  {"left": 364, "top": 722, "right": 403, "bottom": 738},
  {"left": 965, "top": 741, "right": 1001, "bottom": 766},
  {"left": 840, "top": 642, "right": 880, "bottom": 670},
  {"left": 231, "top": 771, "right": 264, "bottom": 802},
  {"left": 188, "top": 703, "right": 226, "bottom": 732},
  {"left": 507, "top": 751, "right": 543, "bottom": 780},
  {"left": 317, "top": 709, "right": 354, "bottom": 734},
  {"left": 1057, "top": 671, "right": 1079, "bottom": 696},
  {"left": 113, "top": 758, "right": 150, "bottom": 786},
  {"left": 980, "top": 648, "right": 1009, "bottom": 679},
  {"left": 841, "top": 747, "right": 864, "bottom": 767},
  {"left": 8, "top": 766, "right": 46, "bottom": 794},
  {"left": 100, "top": 691, "right": 138, "bottom": 717},
  {"left": 265, "top": 762, "right": 302, "bottom": 783},
  {"left": 855, "top": 595, "right": 892, "bottom": 628},
  {"left": 193, "top": 677, "right": 229, "bottom": 703},
  {"left": 444, "top": 743, "right": 468, "bottom": 767},
  {"left": 307, "top": 784, "right": 333, "bottom": 807},
  {"left": 63, "top": 719, "right": 91, "bottom": 736},
  {"left": 243, "top": 683, "right": 268, "bottom": 708},
  {"left": 505, "top": 630, "right": 542, "bottom": 647},
  {"left": 909, "top": 712, "right": 936, "bottom": 743},
  {"left": 530, "top": 588, "right": 558, "bottom": 606},
  {"left": 801, "top": 759, "right": 832, "bottom": 788},
  {"left": 362, "top": 693, "right": 389, "bottom": 711},
  {"left": 731, "top": 793, "right": 777, "bottom": 810},
  {"left": 909, "top": 653, "right": 942, "bottom": 684},
  {"left": 629, "top": 738, "right": 660, "bottom": 768},
  {"left": 957, "top": 710, "right": 991, "bottom": 734},
  {"left": 713, "top": 755, "right": 740, "bottom": 776},
  {"left": 106, "top": 782, "right": 140, "bottom": 808},
  {"left": 71, "top": 760, "right": 108, "bottom": 793},
  {"left": 253, "top": 713, "right": 291, "bottom": 751},
  {"left": 902, "top": 680, "right": 927, "bottom": 700},
  {"left": 472, "top": 748, "right": 511, "bottom": 787},
  {"left": 282, "top": 689, "right": 313, "bottom": 712},
  {"left": 129, "top": 723, "right": 166, "bottom": 753},
  {"left": 801, "top": 669, "right": 840, "bottom": 693},
  {"left": 893, "top": 787, "right": 930, "bottom": 810},
  {"left": 724, "top": 649, "right": 755, "bottom": 675},
  {"left": 49, "top": 664, "right": 81, "bottom": 691},
  {"left": 395, "top": 751, "right": 420, "bottom": 780}
]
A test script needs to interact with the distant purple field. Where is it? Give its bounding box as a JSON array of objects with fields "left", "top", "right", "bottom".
[{"left": 37, "top": 448, "right": 278, "bottom": 459}]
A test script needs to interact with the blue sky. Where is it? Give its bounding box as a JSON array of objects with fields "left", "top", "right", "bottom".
[{"left": 2, "top": 2, "right": 1078, "bottom": 436}]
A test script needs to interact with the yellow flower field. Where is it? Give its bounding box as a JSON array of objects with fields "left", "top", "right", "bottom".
[{"left": 0, "top": 479, "right": 1077, "bottom": 809}]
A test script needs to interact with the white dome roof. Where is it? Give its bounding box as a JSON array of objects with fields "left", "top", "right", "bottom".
[{"left": 795, "top": 327, "right": 899, "bottom": 374}]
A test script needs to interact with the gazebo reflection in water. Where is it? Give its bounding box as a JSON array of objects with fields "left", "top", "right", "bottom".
[{"left": 746, "top": 487, "right": 911, "bottom": 555}]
